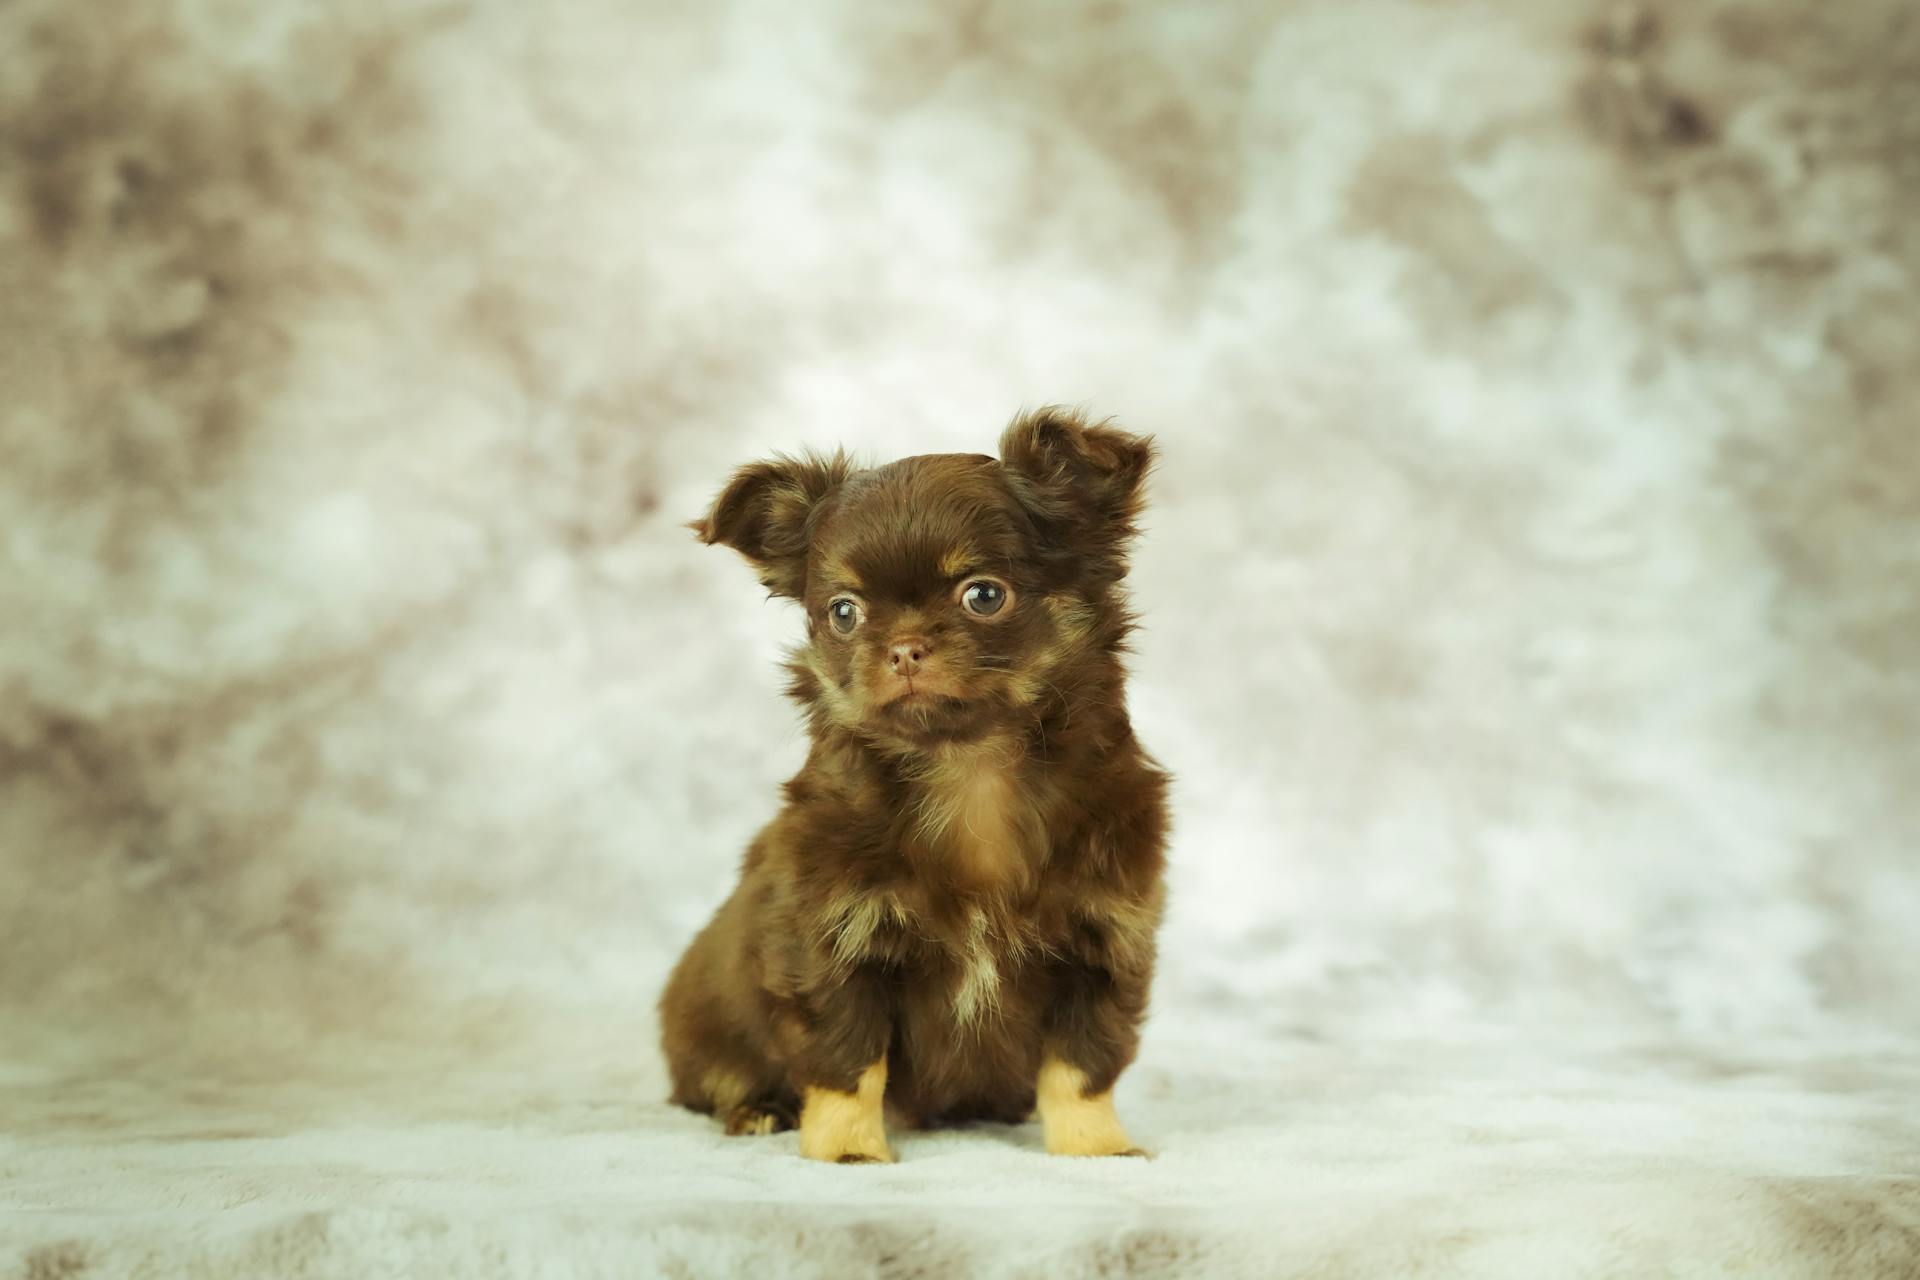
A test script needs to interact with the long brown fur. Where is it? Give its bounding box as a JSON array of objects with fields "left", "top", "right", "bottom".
[{"left": 659, "top": 407, "right": 1169, "bottom": 1161}]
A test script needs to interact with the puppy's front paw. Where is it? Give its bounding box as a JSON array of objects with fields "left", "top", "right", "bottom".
[
  {"left": 1049, "top": 1134, "right": 1150, "bottom": 1158},
  {"left": 826, "top": 1146, "right": 895, "bottom": 1165},
  {"left": 1043, "top": 1117, "right": 1147, "bottom": 1159},
  {"left": 798, "top": 1061, "right": 895, "bottom": 1165},
  {"left": 799, "top": 1122, "right": 895, "bottom": 1164},
  {"left": 798, "top": 1113, "right": 895, "bottom": 1164},
  {"left": 1036, "top": 1059, "right": 1145, "bottom": 1158}
]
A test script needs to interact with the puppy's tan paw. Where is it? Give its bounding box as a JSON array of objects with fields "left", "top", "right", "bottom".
[
  {"left": 1044, "top": 1125, "right": 1147, "bottom": 1158},
  {"left": 799, "top": 1121, "right": 895, "bottom": 1164},
  {"left": 1036, "top": 1058, "right": 1144, "bottom": 1158},
  {"left": 1052, "top": 1137, "right": 1151, "bottom": 1158},
  {"left": 798, "top": 1060, "right": 895, "bottom": 1165}
]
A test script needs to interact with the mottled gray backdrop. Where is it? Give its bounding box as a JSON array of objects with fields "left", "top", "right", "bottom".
[{"left": 4, "top": 0, "right": 1917, "bottom": 1093}]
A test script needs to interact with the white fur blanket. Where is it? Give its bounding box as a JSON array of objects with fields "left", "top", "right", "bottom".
[{"left": 6, "top": 1021, "right": 1919, "bottom": 1277}]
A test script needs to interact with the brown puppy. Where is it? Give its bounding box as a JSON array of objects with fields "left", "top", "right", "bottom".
[{"left": 659, "top": 407, "right": 1169, "bottom": 1163}]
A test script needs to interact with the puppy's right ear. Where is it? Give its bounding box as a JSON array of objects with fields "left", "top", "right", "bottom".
[{"left": 689, "top": 450, "right": 854, "bottom": 598}]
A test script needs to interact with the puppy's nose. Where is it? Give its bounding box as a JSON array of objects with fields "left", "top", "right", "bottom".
[{"left": 888, "top": 637, "right": 931, "bottom": 678}]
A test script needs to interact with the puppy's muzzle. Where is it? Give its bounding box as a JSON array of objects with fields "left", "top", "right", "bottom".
[{"left": 887, "top": 636, "right": 931, "bottom": 678}]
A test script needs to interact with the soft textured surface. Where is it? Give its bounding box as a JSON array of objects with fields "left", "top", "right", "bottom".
[
  {"left": 3, "top": 0, "right": 1918, "bottom": 1275},
  {"left": 8, "top": 1026, "right": 1920, "bottom": 1278}
]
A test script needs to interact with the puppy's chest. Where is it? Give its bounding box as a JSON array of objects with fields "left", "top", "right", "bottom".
[
  {"left": 819, "top": 760, "right": 1072, "bottom": 1024},
  {"left": 908, "top": 760, "right": 1042, "bottom": 891},
  {"left": 832, "top": 891, "right": 1051, "bottom": 1029}
]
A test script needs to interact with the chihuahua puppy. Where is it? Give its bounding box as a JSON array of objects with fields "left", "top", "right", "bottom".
[{"left": 659, "top": 407, "right": 1168, "bottom": 1163}]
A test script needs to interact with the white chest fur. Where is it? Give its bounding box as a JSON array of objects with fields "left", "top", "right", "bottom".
[{"left": 952, "top": 906, "right": 1004, "bottom": 1028}]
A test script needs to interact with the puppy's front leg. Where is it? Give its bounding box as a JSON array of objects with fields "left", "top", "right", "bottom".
[
  {"left": 786, "top": 966, "right": 895, "bottom": 1164},
  {"left": 1037, "top": 961, "right": 1150, "bottom": 1157}
]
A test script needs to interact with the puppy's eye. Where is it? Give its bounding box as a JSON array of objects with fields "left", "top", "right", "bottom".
[
  {"left": 827, "top": 597, "right": 864, "bottom": 635},
  {"left": 959, "top": 579, "right": 1010, "bottom": 617}
]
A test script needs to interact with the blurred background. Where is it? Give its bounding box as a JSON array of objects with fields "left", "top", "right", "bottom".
[{"left": 3, "top": 0, "right": 1918, "bottom": 1095}]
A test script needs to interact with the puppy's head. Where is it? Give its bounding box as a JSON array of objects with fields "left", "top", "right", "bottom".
[{"left": 692, "top": 407, "right": 1153, "bottom": 749}]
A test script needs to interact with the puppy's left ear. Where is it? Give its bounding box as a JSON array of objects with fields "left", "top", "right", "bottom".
[
  {"left": 999, "top": 407, "right": 1154, "bottom": 566},
  {"left": 690, "top": 450, "right": 854, "bottom": 598}
]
